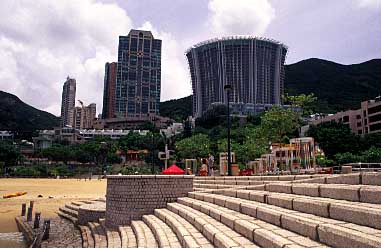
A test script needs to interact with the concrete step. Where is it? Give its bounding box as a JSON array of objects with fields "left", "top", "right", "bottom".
[
  {"left": 65, "top": 203, "right": 80, "bottom": 211},
  {"left": 194, "top": 181, "right": 274, "bottom": 186},
  {"left": 106, "top": 228, "right": 122, "bottom": 248},
  {"left": 265, "top": 182, "right": 381, "bottom": 204},
  {"left": 79, "top": 225, "right": 95, "bottom": 248},
  {"left": 193, "top": 183, "right": 236, "bottom": 189},
  {"left": 71, "top": 201, "right": 85, "bottom": 206},
  {"left": 167, "top": 202, "right": 261, "bottom": 248},
  {"left": 57, "top": 210, "right": 78, "bottom": 225},
  {"left": 195, "top": 173, "right": 381, "bottom": 186},
  {"left": 205, "top": 181, "right": 381, "bottom": 204},
  {"left": 88, "top": 222, "right": 107, "bottom": 248},
  {"left": 194, "top": 175, "right": 317, "bottom": 182},
  {"left": 131, "top": 220, "right": 158, "bottom": 248},
  {"left": 99, "top": 218, "right": 121, "bottom": 248},
  {"left": 186, "top": 193, "right": 381, "bottom": 248},
  {"left": 154, "top": 208, "right": 214, "bottom": 248},
  {"left": 59, "top": 206, "right": 78, "bottom": 218},
  {"left": 119, "top": 226, "right": 137, "bottom": 248},
  {"left": 143, "top": 214, "right": 182, "bottom": 248},
  {"left": 209, "top": 188, "right": 381, "bottom": 229},
  {"left": 293, "top": 173, "right": 381, "bottom": 186},
  {"left": 170, "top": 201, "right": 324, "bottom": 248}
]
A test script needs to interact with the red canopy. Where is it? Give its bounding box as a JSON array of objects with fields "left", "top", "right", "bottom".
[{"left": 162, "top": 164, "right": 185, "bottom": 175}]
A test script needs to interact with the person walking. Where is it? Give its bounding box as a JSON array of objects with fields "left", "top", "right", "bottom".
[{"left": 208, "top": 153, "right": 214, "bottom": 176}]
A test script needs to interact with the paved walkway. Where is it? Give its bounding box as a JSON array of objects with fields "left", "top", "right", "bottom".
[{"left": 40, "top": 217, "right": 82, "bottom": 248}]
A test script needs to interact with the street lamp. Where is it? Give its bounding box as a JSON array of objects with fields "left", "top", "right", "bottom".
[
  {"left": 151, "top": 132, "right": 155, "bottom": 174},
  {"left": 224, "top": 84, "right": 232, "bottom": 176}
]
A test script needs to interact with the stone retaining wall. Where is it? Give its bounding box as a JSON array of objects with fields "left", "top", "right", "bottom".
[
  {"left": 105, "top": 175, "right": 193, "bottom": 227},
  {"left": 78, "top": 202, "right": 106, "bottom": 225}
]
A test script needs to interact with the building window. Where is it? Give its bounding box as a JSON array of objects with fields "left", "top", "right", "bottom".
[
  {"left": 370, "top": 123, "right": 381, "bottom": 132},
  {"left": 368, "top": 105, "right": 381, "bottom": 115},
  {"left": 369, "top": 114, "right": 381, "bottom": 123}
]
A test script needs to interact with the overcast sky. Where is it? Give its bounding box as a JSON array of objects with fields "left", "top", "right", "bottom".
[{"left": 0, "top": 0, "right": 380, "bottom": 116}]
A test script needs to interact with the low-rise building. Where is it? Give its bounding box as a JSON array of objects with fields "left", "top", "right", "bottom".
[
  {"left": 52, "top": 127, "right": 149, "bottom": 144},
  {"left": 93, "top": 115, "right": 171, "bottom": 130},
  {"left": 0, "top": 131, "right": 14, "bottom": 140},
  {"left": 311, "top": 97, "right": 381, "bottom": 135},
  {"left": 160, "top": 123, "right": 184, "bottom": 138},
  {"left": 33, "top": 130, "right": 55, "bottom": 151}
]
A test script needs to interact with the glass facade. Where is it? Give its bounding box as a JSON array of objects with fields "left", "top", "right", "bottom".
[
  {"left": 115, "top": 30, "right": 162, "bottom": 118},
  {"left": 186, "top": 37, "right": 287, "bottom": 117}
]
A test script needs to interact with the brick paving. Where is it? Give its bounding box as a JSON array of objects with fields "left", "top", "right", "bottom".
[{"left": 40, "top": 218, "right": 82, "bottom": 248}]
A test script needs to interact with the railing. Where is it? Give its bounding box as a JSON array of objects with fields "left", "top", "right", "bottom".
[{"left": 334, "top": 163, "right": 381, "bottom": 174}]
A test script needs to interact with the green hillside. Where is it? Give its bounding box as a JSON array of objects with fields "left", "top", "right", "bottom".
[
  {"left": 0, "top": 91, "right": 60, "bottom": 136},
  {"left": 160, "top": 95, "right": 192, "bottom": 122},
  {"left": 284, "top": 58, "right": 381, "bottom": 113}
]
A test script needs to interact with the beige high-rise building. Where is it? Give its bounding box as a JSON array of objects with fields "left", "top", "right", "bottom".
[
  {"left": 73, "top": 102, "right": 96, "bottom": 129},
  {"left": 60, "top": 77, "right": 76, "bottom": 127}
]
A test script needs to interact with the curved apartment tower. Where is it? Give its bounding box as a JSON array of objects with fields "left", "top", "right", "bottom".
[{"left": 186, "top": 37, "right": 288, "bottom": 117}]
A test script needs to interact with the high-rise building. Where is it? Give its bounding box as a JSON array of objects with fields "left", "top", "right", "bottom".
[
  {"left": 114, "top": 29, "right": 162, "bottom": 118},
  {"left": 60, "top": 76, "right": 76, "bottom": 127},
  {"left": 73, "top": 102, "right": 96, "bottom": 129},
  {"left": 102, "top": 62, "right": 117, "bottom": 119},
  {"left": 186, "top": 37, "right": 288, "bottom": 117}
]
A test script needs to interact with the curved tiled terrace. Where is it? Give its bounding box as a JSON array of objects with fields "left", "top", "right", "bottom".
[{"left": 55, "top": 172, "right": 381, "bottom": 248}]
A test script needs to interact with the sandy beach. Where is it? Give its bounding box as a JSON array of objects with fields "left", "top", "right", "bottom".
[{"left": 0, "top": 178, "right": 107, "bottom": 232}]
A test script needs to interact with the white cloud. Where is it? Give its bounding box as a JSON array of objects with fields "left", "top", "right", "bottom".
[
  {"left": 207, "top": 0, "right": 275, "bottom": 37},
  {"left": 357, "top": 0, "right": 381, "bottom": 8},
  {"left": 139, "top": 21, "right": 191, "bottom": 102},
  {"left": 0, "top": 0, "right": 278, "bottom": 118},
  {"left": 0, "top": 0, "right": 132, "bottom": 115}
]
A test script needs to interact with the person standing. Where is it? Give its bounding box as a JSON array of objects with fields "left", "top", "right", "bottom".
[{"left": 208, "top": 153, "right": 214, "bottom": 176}]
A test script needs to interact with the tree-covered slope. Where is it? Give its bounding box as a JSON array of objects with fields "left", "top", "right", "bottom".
[
  {"left": 0, "top": 91, "right": 60, "bottom": 133},
  {"left": 284, "top": 58, "right": 381, "bottom": 113},
  {"left": 160, "top": 95, "right": 192, "bottom": 122}
]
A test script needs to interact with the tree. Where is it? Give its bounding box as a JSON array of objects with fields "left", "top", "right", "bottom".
[
  {"left": 307, "top": 121, "right": 360, "bottom": 159},
  {"left": 283, "top": 93, "right": 317, "bottom": 117},
  {"left": 176, "top": 134, "right": 211, "bottom": 160},
  {"left": 361, "top": 147, "right": 381, "bottom": 163},
  {"left": 260, "top": 108, "right": 299, "bottom": 144},
  {"left": 40, "top": 144, "right": 74, "bottom": 162},
  {"left": 195, "top": 105, "right": 227, "bottom": 129},
  {"left": 260, "top": 108, "right": 299, "bottom": 169},
  {"left": 118, "top": 132, "right": 149, "bottom": 151},
  {"left": 0, "top": 141, "right": 21, "bottom": 167}
]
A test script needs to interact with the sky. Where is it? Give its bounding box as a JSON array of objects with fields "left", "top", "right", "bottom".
[{"left": 0, "top": 0, "right": 380, "bottom": 116}]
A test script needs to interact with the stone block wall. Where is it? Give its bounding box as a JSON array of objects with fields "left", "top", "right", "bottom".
[
  {"left": 105, "top": 175, "right": 194, "bottom": 227},
  {"left": 78, "top": 202, "right": 106, "bottom": 225}
]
